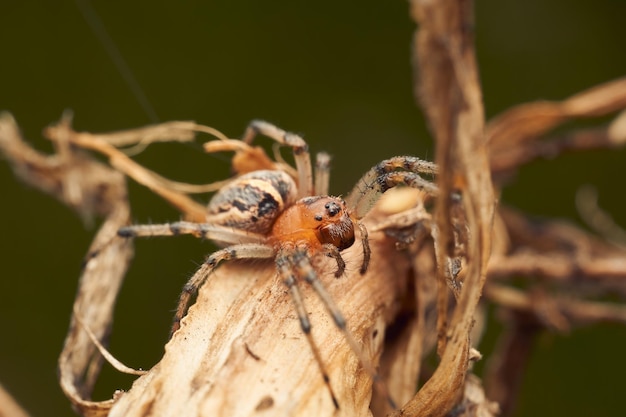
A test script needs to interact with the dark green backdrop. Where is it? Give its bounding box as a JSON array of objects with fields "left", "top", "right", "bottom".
[{"left": 1, "top": 1, "right": 625, "bottom": 416}]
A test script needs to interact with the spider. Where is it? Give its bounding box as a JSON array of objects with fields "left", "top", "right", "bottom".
[{"left": 115, "top": 120, "right": 438, "bottom": 409}]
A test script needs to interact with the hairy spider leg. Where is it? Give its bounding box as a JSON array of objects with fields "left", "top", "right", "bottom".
[
  {"left": 340, "top": 156, "right": 439, "bottom": 274},
  {"left": 241, "top": 120, "right": 314, "bottom": 198},
  {"left": 348, "top": 170, "right": 438, "bottom": 276},
  {"left": 351, "top": 156, "right": 438, "bottom": 192},
  {"left": 276, "top": 249, "right": 340, "bottom": 410},
  {"left": 345, "top": 156, "right": 439, "bottom": 218},
  {"left": 118, "top": 221, "right": 266, "bottom": 244},
  {"left": 348, "top": 170, "right": 439, "bottom": 221},
  {"left": 171, "top": 243, "right": 275, "bottom": 333},
  {"left": 289, "top": 249, "right": 398, "bottom": 409},
  {"left": 117, "top": 223, "right": 273, "bottom": 332},
  {"left": 314, "top": 152, "right": 331, "bottom": 196}
]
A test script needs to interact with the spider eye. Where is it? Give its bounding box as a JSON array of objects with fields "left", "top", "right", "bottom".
[
  {"left": 314, "top": 214, "right": 323, "bottom": 221},
  {"left": 324, "top": 201, "right": 341, "bottom": 217}
]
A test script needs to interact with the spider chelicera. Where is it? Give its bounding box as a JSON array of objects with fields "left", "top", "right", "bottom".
[{"left": 115, "top": 120, "right": 438, "bottom": 408}]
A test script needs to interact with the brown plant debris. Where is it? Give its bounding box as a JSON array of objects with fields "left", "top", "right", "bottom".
[
  {"left": 2, "top": 1, "right": 626, "bottom": 417},
  {"left": 0, "top": 112, "right": 133, "bottom": 417}
]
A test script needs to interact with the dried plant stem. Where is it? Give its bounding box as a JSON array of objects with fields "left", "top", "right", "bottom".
[{"left": 395, "top": 0, "right": 496, "bottom": 416}]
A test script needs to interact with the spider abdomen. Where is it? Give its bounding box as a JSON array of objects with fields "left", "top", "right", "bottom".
[
  {"left": 207, "top": 170, "right": 297, "bottom": 236},
  {"left": 270, "top": 196, "right": 355, "bottom": 250}
]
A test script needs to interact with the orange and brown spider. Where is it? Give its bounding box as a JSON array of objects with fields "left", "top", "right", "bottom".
[{"left": 114, "top": 120, "right": 438, "bottom": 408}]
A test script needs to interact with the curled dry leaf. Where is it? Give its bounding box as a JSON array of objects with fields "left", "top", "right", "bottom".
[{"left": 0, "top": 112, "right": 133, "bottom": 417}]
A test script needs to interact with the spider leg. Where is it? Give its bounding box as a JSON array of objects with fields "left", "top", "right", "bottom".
[
  {"left": 118, "top": 221, "right": 265, "bottom": 245},
  {"left": 276, "top": 250, "right": 340, "bottom": 409},
  {"left": 348, "top": 169, "right": 439, "bottom": 220},
  {"left": 344, "top": 156, "right": 438, "bottom": 275},
  {"left": 172, "top": 243, "right": 275, "bottom": 334},
  {"left": 241, "top": 120, "right": 314, "bottom": 198},
  {"left": 314, "top": 152, "right": 331, "bottom": 196},
  {"left": 351, "top": 156, "right": 438, "bottom": 189},
  {"left": 346, "top": 156, "right": 439, "bottom": 219},
  {"left": 290, "top": 250, "right": 397, "bottom": 409},
  {"left": 321, "top": 243, "right": 346, "bottom": 277}
]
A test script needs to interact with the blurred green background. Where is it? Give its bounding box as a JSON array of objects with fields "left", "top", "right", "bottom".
[{"left": 1, "top": 0, "right": 625, "bottom": 416}]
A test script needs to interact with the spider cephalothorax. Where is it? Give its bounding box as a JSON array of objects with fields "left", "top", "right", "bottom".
[
  {"left": 117, "top": 120, "right": 438, "bottom": 408},
  {"left": 270, "top": 196, "right": 355, "bottom": 251}
]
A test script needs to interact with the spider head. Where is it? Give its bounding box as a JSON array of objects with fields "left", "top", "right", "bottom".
[
  {"left": 270, "top": 196, "right": 356, "bottom": 251},
  {"left": 307, "top": 197, "right": 355, "bottom": 251}
]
